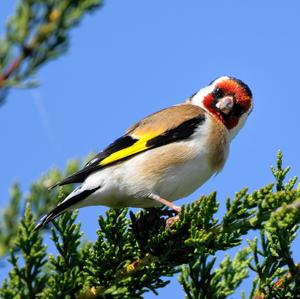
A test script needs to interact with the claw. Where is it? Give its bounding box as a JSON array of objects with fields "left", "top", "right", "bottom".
[{"left": 166, "top": 214, "right": 180, "bottom": 228}]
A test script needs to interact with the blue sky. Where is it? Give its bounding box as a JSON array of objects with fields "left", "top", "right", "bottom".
[{"left": 1, "top": 0, "right": 300, "bottom": 297}]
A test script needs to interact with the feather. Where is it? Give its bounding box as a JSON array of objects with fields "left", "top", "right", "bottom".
[
  {"left": 34, "top": 186, "right": 100, "bottom": 230},
  {"left": 51, "top": 104, "right": 205, "bottom": 188}
]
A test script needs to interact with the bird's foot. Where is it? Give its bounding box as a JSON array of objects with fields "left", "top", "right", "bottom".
[
  {"left": 166, "top": 214, "right": 180, "bottom": 227},
  {"left": 148, "top": 193, "right": 181, "bottom": 227},
  {"left": 166, "top": 205, "right": 181, "bottom": 228}
]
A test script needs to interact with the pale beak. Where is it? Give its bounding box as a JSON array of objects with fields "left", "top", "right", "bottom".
[{"left": 215, "top": 96, "right": 234, "bottom": 114}]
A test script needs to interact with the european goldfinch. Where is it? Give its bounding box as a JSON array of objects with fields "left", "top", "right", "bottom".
[{"left": 35, "top": 76, "right": 253, "bottom": 229}]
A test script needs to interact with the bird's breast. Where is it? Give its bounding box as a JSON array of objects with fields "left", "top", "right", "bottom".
[{"left": 121, "top": 115, "right": 229, "bottom": 201}]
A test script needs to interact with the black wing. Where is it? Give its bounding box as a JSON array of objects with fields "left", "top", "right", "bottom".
[
  {"left": 51, "top": 112, "right": 205, "bottom": 189},
  {"left": 49, "top": 135, "right": 137, "bottom": 189}
]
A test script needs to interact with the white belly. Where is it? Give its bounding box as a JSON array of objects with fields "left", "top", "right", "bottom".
[
  {"left": 80, "top": 141, "right": 216, "bottom": 209},
  {"left": 155, "top": 157, "right": 213, "bottom": 201},
  {"left": 72, "top": 116, "right": 228, "bottom": 209}
]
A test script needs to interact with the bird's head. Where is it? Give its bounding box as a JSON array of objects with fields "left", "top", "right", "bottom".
[{"left": 189, "top": 76, "right": 253, "bottom": 138}]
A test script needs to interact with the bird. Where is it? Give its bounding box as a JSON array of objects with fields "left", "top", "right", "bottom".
[{"left": 35, "top": 76, "right": 253, "bottom": 230}]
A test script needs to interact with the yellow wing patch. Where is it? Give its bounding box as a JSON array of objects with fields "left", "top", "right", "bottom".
[
  {"left": 99, "top": 131, "right": 159, "bottom": 167},
  {"left": 98, "top": 104, "right": 205, "bottom": 168}
]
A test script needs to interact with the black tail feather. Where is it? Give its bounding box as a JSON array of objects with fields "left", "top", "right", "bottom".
[
  {"left": 48, "top": 164, "right": 102, "bottom": 190},
  {"left": 34, "top": 210, "right": 62, "bottom": 231},
  {"left": 34, "top": 186, "right": 100, "bottom": 230}
]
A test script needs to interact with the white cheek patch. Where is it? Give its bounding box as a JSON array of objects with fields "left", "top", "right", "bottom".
[
  {"left": 190, "top": 85, "right": 214, "bottom": 108},
  {"left": 189, "top": 76, "right": 231, "bottom": 109}
]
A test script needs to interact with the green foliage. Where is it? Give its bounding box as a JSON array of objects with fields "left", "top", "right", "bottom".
[
  {"left": 42, "top": 210, "right": 86, "bottom": 298},
  {"left": 0, "top": 159, "right": 80, "bottom": 257},
  {"left": 1, "top": 151, "right": 300, "bottom": 298},
  {"left": 0, "top": 203, "right": 47, "bottom": 299},
  {"left": 179, "top": 248, "right": 251, "bottom": 299},
  {"left": 2, "top": 2, "right": 300, "bottom": 298},
  {"left": 246, "top": 151, "right": 300, "bottom": 299},
  {"left": 0, "top": 183, "right": 21, "bottom": 256},
  {"left": 0, "top": 0, "right": 103, "bottom": 103},
  {"left": 82, "top": 208, "right": 177, "bottom": 298}
]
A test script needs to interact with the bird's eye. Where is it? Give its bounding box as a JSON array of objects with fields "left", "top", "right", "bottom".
[
  {"left": 212, "top": 87, "right": 224, "bottom": 98},
  {"left": 233, "top": 104, "right": 245, "bottom": 116}
]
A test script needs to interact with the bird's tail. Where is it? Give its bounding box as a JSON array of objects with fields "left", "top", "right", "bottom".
[{"left": 34, "top": 186, "right": 100, "bottom": 230}]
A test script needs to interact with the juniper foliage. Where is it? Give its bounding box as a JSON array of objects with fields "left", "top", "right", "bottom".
[
  {"left": 0, "top": 151, "right": 300, "bottom": 298},
  {"left": 0, "top": 0, "right": 102, "bottom": 103},
  {"left": 1, "top": 2, "right": 300, "bottom": 298}
]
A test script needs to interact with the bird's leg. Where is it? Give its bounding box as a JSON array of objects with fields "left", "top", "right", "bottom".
[{"left": 148, "top": 193, "right": 181, "bottom": 227}]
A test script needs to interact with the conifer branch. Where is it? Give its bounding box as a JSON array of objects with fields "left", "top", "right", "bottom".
[
  {"left": 0, "top": 203, "right": 47, "bottom": 298},
  {"left": 1, "top": 151, "right": 300, "bottom": 298},
  {"left": 0, "top": 0, "right": 103, "bottom": 104},
  {"left": 0, "top": 159, "right": 81, "bottom": 257}
]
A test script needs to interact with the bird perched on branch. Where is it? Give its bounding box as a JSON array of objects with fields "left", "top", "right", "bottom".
[{"left": 35, "top": 76, "right": 253, "bottom": 230}]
